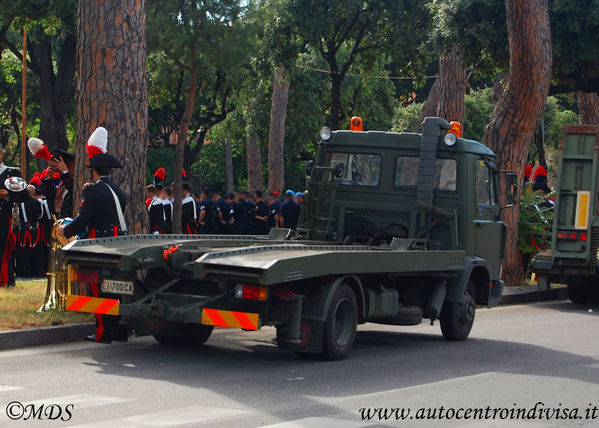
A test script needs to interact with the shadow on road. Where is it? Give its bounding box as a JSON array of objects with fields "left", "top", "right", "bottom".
[{"left": 59, "top": 321, "right": 599, "bottom": 422}]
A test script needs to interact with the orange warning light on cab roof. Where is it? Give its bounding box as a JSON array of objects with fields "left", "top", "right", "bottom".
[
  {"left": 448, "top": 121, "right": 462, "bottom": 138},
  {"left": 350, "top": 116, "right": 363, "bottom": 131}
]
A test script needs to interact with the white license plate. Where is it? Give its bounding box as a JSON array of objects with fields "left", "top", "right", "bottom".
[{"left": 101, "top": 280, "right": 134, "bottom": 295}]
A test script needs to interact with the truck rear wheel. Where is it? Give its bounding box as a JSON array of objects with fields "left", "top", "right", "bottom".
[
  {"left": 153, "top": 323, "right": 214, "bottom": 347},
  {"left": 322, "top": 283, "right": 357, "bottom": 360},
  {"left": 440, "top": 281, "right": 476, "bottom": 341}
]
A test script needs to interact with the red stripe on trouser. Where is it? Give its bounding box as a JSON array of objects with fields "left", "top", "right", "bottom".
[
  {"left": 232, "top": 311, "right": 256, "bottom": 330},
  {"left": 31, "top": 229, "right": 40, "bottom": 248},
  {"left": 114, "top": 226, "right": 118, "bottom": 236},
  {"left": 90, "top": 283, "right": 104, "bottom": 342},
  {"left": 1, "top": 219, "right": 14, "bottom": 285},
  {"left": 186, "top": 224, "right": 191, "bottom": 234}
]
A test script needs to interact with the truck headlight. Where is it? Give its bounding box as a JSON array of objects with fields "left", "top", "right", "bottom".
[
  {"left": 320, "top": 126, "right": 332, "bottom": 141},
  {"left": 444, "top": 132, "right": 457, "bottom": 146}
]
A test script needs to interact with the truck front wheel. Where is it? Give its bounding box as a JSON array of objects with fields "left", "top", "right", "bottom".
[
  {"left": 322, "top": 283, "right": 357, "bottom": 360},
  {"left": 440, "top": 281, "right": 476, "bottom": 341}
]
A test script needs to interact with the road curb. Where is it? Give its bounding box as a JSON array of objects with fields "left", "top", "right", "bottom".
[
  {"left": 0, "top": 323, "right": 95, "bottom": 350},
  {"left": 500, "top": 286, "right": 568, "bottom": 305}
]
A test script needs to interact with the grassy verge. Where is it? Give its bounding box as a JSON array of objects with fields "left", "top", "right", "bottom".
[{"left": 0, "top": 280, "right": 92, "bottom": 331}]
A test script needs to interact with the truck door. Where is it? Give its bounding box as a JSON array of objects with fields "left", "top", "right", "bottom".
[{"left": 473, "top": 159, "right": 506, "bottom": 280}]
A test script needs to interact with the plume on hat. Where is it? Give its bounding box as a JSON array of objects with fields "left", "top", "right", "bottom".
[
  {"left": 182, "top": 168, "right": 186, "bottom": 178},
  {"left": 29, "top": 176, "right": 41, "bottom": 187},
  {"left": 28, "top": 138, "right": 53, "bottom": 161},
  {"left": 154, "top": 168, "right": 166, "bottom": 183},
  {"left": 86, "top": 127, "right": 108, "bottom": 159}
]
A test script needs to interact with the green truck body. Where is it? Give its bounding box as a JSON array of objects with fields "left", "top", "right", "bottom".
[
  {"left": 533, "top": 125, "right": 599, "bottom": 304},
  {"left": 64, "top": 117, "right": 515, "bottom": 359}
]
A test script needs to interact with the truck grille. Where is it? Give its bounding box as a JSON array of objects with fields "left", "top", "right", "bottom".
[{"left": 591, "top": 226, "right": 599, "bottom": 264}]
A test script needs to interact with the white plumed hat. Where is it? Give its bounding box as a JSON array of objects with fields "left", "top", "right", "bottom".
[{"left": 86, "top": 127, "right": 108, "bottom": 158}]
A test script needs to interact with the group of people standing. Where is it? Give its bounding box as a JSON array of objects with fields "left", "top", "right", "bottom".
[
  {"left": 146, "top": 168, "right": 305, "bottom": 237},
  {"left": 0, "top": 142, "right": 77, "bottom": 285}
]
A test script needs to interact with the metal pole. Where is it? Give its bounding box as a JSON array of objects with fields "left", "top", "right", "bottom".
[{"left": 21, "top": 29, "right": 27, "bottom": 176}]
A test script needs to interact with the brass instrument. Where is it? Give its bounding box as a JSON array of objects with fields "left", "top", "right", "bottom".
[{"left": 38, "top": 218, "right": 74, "bottom": 312}]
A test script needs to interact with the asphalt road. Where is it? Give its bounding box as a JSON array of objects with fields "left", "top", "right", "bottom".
[{"left": 0, "top": 300, "right": 598, "bottom": 427}]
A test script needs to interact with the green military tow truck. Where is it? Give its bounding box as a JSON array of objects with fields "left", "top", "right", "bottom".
[
  {"left": 533, "top": 125, "right": 599, "bottom": 304},
  {"left": 64, "top": 117, "right": 517, "bottom": 360}
]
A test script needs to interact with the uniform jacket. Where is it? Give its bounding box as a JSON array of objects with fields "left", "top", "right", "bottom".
[{"left": 64, "top": 177, "right": 127, "bottom": 239}]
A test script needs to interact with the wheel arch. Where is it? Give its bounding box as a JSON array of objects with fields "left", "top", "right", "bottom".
[
  {"left": 320, "top": 275, "right": 365, "bottom": 321},
  {"left": 445, "top": 257, "right": 491, "bottom": 305}
]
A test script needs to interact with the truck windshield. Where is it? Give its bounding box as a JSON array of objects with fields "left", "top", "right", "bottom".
[
  {"left": 395, "top": 157, "right": 457, "bottom": 191},
  {"left": 325, "top": 152, "right": 381, "bottom": 186}
]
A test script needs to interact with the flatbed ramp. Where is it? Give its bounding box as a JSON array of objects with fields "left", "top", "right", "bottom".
[{"left": 195, "top": 244, "right": 465, "bottom": 285}]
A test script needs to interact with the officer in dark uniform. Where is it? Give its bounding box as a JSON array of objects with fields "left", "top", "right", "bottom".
[
  {"left": 182, "top": 182, "right": 198, "bottom": 234},
  {"left": 215, "top": 192, "right": 231, "bottom": 234},
  {"left": 267, "top": 191, "right": 281, "bottom": 230},
  {"left": 148, "top": 169, "right": 166, "bottom": 234},
  {"left": 57, "top": 127, "right": 128, "bottom": 343},
  {"left": 279, "top": 189, "right": 301, "bottom": 230},
  {"left": 43, "top": 152, "right": 76, "bottom": 219},
  {"left": 231, "top": 191, "right": 252, "bottom": 235},
  {"left": 0, "top": 144, "right": 23, "bottom": 287},
  {"left": 161, "top": 187, "right": 173, "bottom": 234},
  {"left": 199, "top": 189, "right": 219, "bottom": 234},
  {"left": 253, "top": 190, "right": 270, "bottom": 235}
]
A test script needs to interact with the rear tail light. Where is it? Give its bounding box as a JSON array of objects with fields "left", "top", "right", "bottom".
[
  {"left": 70, "top": 266, "right": 100, "bottom": 283},
  {"left": 557, "top": 231, "right": 587, "bottom": 241},
  {"left": 234, "top": 284, "right": 268, "bottom": 301}
]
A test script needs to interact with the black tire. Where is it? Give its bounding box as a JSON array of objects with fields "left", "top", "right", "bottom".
[
  {"left": 322, "top": 284, "right": 357, "bottom": 360},
  {"left": 567, "top": 283, "right": 591, "bottom": 304},
  {"left": 440, "top": 281, "right": 476, "bottom": 341},
  {"left": 153, "top": 323, "right": 213, "bottom": 347}
]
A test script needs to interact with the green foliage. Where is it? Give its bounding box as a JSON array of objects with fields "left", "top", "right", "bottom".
[
  {"left": 391, "top": 102, "right": 423, "bottom": 133},
  {"left": 543, "top": 96, "right": 579, "bottom": 150},
  {"left": 463, "top": 87, "right": 494, "bottom": 142},
  {"left": 518, "top": 187, "right": 554, "bottom": 258}
]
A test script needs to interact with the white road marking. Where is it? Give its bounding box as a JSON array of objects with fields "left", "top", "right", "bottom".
[
  {"left": 0, "top": 385, "right": 22, "bottom": 392},
  {"left": 70, "top": 405, "right": 251, "bottom": 427},
  {"left": 262, "top": 416, "right": 366, "bottom": 428},
  {"left": 0, "top": 394, "right": 133, "bottom": 421},
  {"left": 307, "top": 371, "right": 497, "bottom": 404}
]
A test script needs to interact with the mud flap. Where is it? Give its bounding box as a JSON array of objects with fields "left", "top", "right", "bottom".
[{"left": 488, "top": 280, "right": 504, "bottom": 308}]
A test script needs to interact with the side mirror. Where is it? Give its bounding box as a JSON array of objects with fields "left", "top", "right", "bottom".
[
  {"left": 504, "top": 172, "right": 518, "bottom": 207},
  {"left": 333, "top": 162, "right": 344, "bottom": 178},
  {"left": 305, "top": 160, "right": 314, "bottom": 177}
]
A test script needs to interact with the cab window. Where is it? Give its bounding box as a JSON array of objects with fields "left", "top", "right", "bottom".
[
  {"left": 325, "top": 152, "right": 381, "bottom": 186},
  {"left": 475, "top": 160, "right": 497, "bottom": 206},
  {"left": 395, "top": 157, "right": 457, "bottom": 191}
]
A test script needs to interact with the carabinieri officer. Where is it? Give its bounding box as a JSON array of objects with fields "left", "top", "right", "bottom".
[{"left": 57, "top": 127, "right": 129, "bottom": 343}]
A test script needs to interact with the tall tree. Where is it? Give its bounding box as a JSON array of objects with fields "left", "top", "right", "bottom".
[
  {"left": 74, "top": 0, "right": 149, "bottom": 233},
  {"left": 437, "top": 45, "right": 467, "bottom": 123},
  {"left": 0, "top": 0, "right": 78, "bottom": 152},
  {"left": 482, "top": 0, "right": 552, "bottom": 284},
  {"left": 578, "top": 91, "right": 599, "bottom": 124},
  {"left": 147, "top": 0, "right": 252, "bottom": 230},
  {"left": 288, "top": 0, "right": 421, "bottom": 130},
  {"left": 267, "top": 66, "right": 290, "bottom": 192}
]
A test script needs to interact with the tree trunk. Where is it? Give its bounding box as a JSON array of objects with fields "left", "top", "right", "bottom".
[
  {"left": 74, "top": 0, "right": 149, "bottom": 233},
  {"left": 27, "top": 34, "right": 76, "bottom": 153},
  {"left": 267, "top": 66, "right": 289, "bottom": 193},
  {"left": 482, "top": 0, "right": 552, "bottom": 285},
  {"left": 172, "top": 65, "right": 199, "bottom": 234},
  {"left": 330, "top": 73, "right": 343, "bottom": 130},
  {"left": 436, "top": 45, "right": 467, "bottom": 124},
  {"left": 416, "top": 78, "right": 440, "bottom": 132},
  {"left": 246, "top": 126, "right": 262, "bottom": 192},
  {"left": 578, "top": 91, "right": 599, "bottom": 124},
  {"left": 224, "top": 138, "right": 234, "bottom": 194}
]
